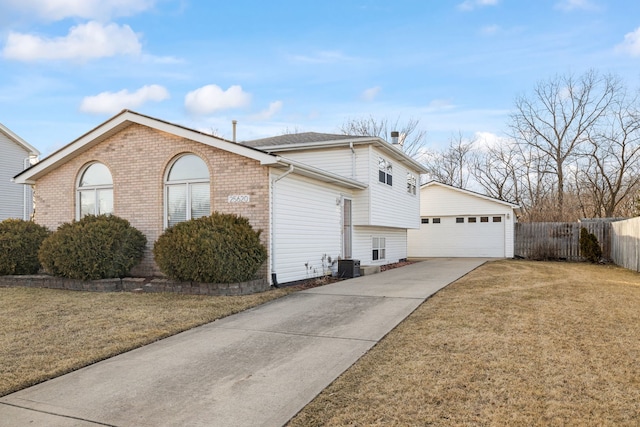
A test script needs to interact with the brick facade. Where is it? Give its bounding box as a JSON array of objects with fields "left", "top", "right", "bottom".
[{"left": 33, "top": 124, "right": 271, "bottom": 277}]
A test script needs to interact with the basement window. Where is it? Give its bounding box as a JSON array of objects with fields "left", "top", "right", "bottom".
[{"left": 372, "top": 237, "right": 386, "bottom": 261}]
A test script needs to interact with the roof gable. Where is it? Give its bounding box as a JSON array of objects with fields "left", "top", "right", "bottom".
[
  {"left": 0, "top": 123, "right": 39, "bottom": 155},
  {"left": 14, "top": 110, "right": 278, "bottom": 184},
  {"left": 422, "top": 181, "right": 519, "bottom": 209}
]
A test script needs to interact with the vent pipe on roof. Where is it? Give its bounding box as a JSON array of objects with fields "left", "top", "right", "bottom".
[{"left": 232, "top": 120, "right": 238, "bottom": 142}]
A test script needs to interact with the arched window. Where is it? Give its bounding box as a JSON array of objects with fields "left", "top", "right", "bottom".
[
  {"left": 77, "top": 162, "right": 113, "bottom": 218},
  {"left": 165, "top": 154, "right": 210, "bottom": 227}
]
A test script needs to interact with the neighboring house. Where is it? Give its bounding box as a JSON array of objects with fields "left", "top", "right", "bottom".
[
  {"left": 0, "top": 123, "right": 39, "bottom": 221},
  {"left": 13, "top": 110, "right": 426, "bottom": 284},
  {"left": 407, "top": 181, "right": 519, "bottom": 258}
]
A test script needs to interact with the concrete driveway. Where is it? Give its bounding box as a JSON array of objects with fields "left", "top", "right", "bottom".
[{"left": 0, "top": 258, "right": 487, "bottom": 427}]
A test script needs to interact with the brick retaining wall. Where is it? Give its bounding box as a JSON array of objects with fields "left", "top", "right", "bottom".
[{"left": 0, "top": 275, "right": 270, "bottom": 296}]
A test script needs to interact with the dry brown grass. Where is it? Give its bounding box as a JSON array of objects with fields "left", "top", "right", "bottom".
[
  {"left": 288, "top": 260, "right": 640, "bottom": 427},
  {"left": 0, "top": 285, "right": 299, "bottom": 397}
]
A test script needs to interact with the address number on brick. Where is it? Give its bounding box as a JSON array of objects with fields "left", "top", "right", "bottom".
[{"left": 228, "top": 194, "right": 250, "bottom": 203}]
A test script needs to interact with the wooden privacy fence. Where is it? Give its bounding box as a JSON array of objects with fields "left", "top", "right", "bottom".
[
  {"left": 514, "top": 222, "right": 611, "bottom": 261},
  {"left": 611, "top": 217, "right": 640, "bottom": 272}
]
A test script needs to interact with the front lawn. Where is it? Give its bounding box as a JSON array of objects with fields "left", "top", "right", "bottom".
[
  {"left": 288, "top": 260, "right": 640, "bottom": 426},
  {"left": 0, "top": 285, "right": 299, "bottom": 397}
]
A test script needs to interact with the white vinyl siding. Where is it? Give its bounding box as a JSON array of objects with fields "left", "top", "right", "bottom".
[
  {"left": 353, "top": 226, "right": 407, "bottom": 265},
  {"left": 275, "top": 147, "right": 358, "bottom": 180},
  {"left": 367, "top": 146, "right": 420, "bottom": 229},
  {"left": 0, "top": 133, "right": 33, "bottom": 220},
  {"left": 271, "top": 170, "right": 348, "bottom": 284}
]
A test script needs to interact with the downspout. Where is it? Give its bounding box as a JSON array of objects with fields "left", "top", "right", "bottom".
[
  {"left": 350, "top": 141, "right": 356, "bottom": 179},
  {"left": 270, "top": 165, "right": 295, "bottom": 287}
]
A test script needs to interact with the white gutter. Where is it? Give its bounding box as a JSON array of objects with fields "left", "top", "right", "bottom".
[{"left": 270, "top": 165, "right": 295, "bottom": 286}]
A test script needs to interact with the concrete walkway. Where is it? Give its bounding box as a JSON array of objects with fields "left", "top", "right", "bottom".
[{"left": 0, "top": 258, "right": 487, "bottom": 427}]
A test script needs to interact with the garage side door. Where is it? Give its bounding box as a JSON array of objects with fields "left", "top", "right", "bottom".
[{"left": 409, "top": 216, "right": 505, "bottom": 257}]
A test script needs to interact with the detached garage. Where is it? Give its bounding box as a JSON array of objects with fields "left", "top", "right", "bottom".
[{"left": 407, "top": 181, "right": 519, "bottom": 258}]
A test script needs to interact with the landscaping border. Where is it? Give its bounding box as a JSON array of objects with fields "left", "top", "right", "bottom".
[{"left": 0, "top": 275, "right": 270, "bottom": 296}]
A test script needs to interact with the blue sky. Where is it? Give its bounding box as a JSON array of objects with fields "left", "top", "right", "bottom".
[{"left": 1, "top": 0, "right": 639, "bottom": 156}]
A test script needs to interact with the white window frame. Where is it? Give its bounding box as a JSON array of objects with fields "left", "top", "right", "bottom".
[
  {"left": 372, "top": 236, "right": 386, "bottom": 261},
  {"left": 76, "top": 162, "right": 113, "bottom": 220},
  {"left": 164, "top": 154, "right": 211, "bottom": 228},
  {"left": 378, "top": 157, "right": 393, "bottom": 186},
  {"left": 407, "top": 172, "right": 417, "bottom": 195}
]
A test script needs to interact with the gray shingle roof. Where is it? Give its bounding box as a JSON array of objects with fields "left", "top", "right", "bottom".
[{"left": 242, "top": 132, "right": 372, "bottom": 148}]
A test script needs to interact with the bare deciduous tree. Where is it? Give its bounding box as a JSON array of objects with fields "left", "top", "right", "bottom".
[
  {"left": 339, "top": 115, "right": 427, "bottom": 158},
  {"left": 423, "top": 132, "right": 476, "bottom": 188},
  {"left": 509, "top": 69, "right": 620, "bottom": 220}
]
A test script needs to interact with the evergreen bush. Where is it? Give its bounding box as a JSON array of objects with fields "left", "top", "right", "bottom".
[
  {"left": 153, "top": 212, "right": 267, "bottom": 283},
  {"left": 38, "top": 215, "right": 147, "bottom": 280},
  {"left": 579, "top": 227, "right": 602, "bottom": 263},
  {"left": 0, "top": 219, "right": 50, "bottom": 275}
]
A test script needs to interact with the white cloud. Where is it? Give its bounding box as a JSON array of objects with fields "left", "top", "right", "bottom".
[
  {"left": 184, "top": 85, "right": 251, "bottom": 115},
  {"left": 251, "top": 101, "right": 283, "bottom": 121},
  {"left": 80, "top": 85, "right": 169, "bottom": 114},
  {"left": 3, "top": 0, "right": 156, "bottom": 21},
  {"left": 473, "top": 131, "right": 510, "bottom": 150},
  {"left": 554, "top": 0, "right": 598, "bottom": 11},
  {"left": 2, "top": 21, "right": 141, "bottom": 61},
  {"left": 361, "top": 86, "right": 381, "bottom": 102},
  {"left": 615, "top": 27, "right": 640, "bottom": 57},
  {"left": 457, "top": 0, "right": 498, "bottom": 11}
]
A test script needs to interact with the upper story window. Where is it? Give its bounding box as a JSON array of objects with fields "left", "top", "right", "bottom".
[
  {"left": 77, "top": 162, "right": 113, "bottom": 219},
  {"left": 407, "top": 173, "right": 417, "bottom": 195},
  {"left": 165, "top": 154, "right": 210, "bottom": 228},
  {"left": 378, "top": 157, "right": 392, "bottom": 186}
]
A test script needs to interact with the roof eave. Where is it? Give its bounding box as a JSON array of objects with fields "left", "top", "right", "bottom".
[
  {"left": 0, "top": 123, "right": 40, "bottom": 156},
  {"left": 13, "top": 110, "right": 279, "bottom": 184}
]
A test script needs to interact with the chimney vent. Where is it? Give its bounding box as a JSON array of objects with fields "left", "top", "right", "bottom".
[
  {"left": 232, "top": 120, "right": 238, "bottom": 142},
  {"left": 390, "top": 131, "right": 400, "bottom": 145}
]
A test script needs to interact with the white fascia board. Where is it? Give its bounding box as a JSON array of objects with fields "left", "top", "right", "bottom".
[
  {"left": 422, "top": 180, "right": 520, "bottom": 209},
  {"left": 0, "top": 123, "right": 40, "bottom": 155},
  {"left": 14, "top": 110, "right": 278, "bottom": 184},
  {"left": 275, "top": 157, "right": 368, "bottom": 190},
  {"left": 262, "top": 137, "right": 428, "bottom": 174}
]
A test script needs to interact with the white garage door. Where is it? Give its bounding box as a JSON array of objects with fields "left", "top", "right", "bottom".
[{"left": 411, "top": 215, "right": 505, "bottom": 257}]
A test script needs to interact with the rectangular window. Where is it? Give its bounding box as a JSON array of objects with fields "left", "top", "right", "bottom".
[
  {"left": 421, "top": 218, "right": 429, "bottom": 224},
  {"left": 407, "top": 173, "right": 417, "bottom": 195},
  {"left": 433, "top": 218, "right": 441, "bottom": 224},
  {"left": 456, "top": 217, "right": 464, "bottom": 223},
  {"left": 372, "top": 237, "right": 386, "bottom": 261},
  {"left": 378, "top": 157, "right": 393, "bottom": 186},
  {"left": 468, "top": 217, "right": 476, "bottom": 223},
  {"left": 167, "top": 185, "right": 187, "bottom": 227},
  {"left": 481, "top": 217, "right": 489, "bottom": 223},
  {"left": 190, "top": 183, "right": 210, "bottom": 219},
  {"left": 493, "top": 216, "right": 502, "bottom": 222}
]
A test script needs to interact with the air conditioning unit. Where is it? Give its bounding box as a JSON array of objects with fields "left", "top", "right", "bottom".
[{"left": 338, "top": 259, "right": 360, "bottom": 278}]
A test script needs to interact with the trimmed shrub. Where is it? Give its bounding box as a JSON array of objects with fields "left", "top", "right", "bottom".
[
  {"left": 38, "top": 215, "right": 147, "bottom": 280},
  {"left": 153, "top": 212, "right": 267, "bottom": 283},
  {"left": 0, "top": 219, "right": 50, "bottom": 275},
  {"left": 580, "top": 227, "right": 602, "bottom": 263}
]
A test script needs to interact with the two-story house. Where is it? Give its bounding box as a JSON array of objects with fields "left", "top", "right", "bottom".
[
  {"left": 13, "top": 110, "right": 426, "bottom": 285},
  {"left": 0, "top": 122, "right": 39, "bottom": 221}
]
